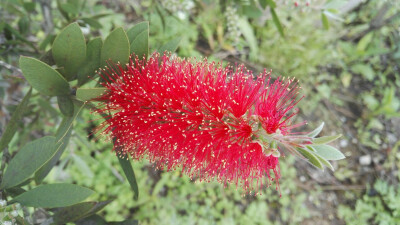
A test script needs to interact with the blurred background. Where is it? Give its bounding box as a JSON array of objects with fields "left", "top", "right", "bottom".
[{"left": 1, "top": 0, "right": 400, "bottom": 224}]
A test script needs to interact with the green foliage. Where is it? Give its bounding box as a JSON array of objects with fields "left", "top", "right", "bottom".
[
  {"left": 1, "top": 0, "right": 398, "bottom": 224},
  {"left": 60, "top": 133, "right": 312, "bottom": 224},
  {"left": 0, "top": 5, "right": 152, "bottom": 222},
  {"left": 296, "top": 147, "right": 324, "bottom": 170},
  {"left": 19, "top": 57, "right": 71, "bottom": 96},
  {"left": 0, "top": 88, "right": 32, "bottom": 152},
  {"left": 339, "top": 180, "right": 400, "bottom": 225},
  {"left": 101, "top": 27, "right": 130, "bottom": 67},
  {"left": 53, "top": 200, "right": 112, "bottom": 224},
  {"left": 77, "top": 37, "right": 103, "bottom": 86},
  {"left": 128, "top": 22, "right": 150, "bottom": 58},
  {"left": 10, "top": 183, "right": 94, "bottom": 208},
  {"left": 118, "top": 157, "right": 139, "bottom": 200},
  {"left": 57, "top": 95, "right": 74, "bottom": 117},
  {"left": 311, "top": 145, "right": 345, "bottom": 161},
  {"left": 1, "top": 136, "right": 60, "bottom": 189},
  {"left": 158, "top": 38, "right": 182, "bottom": 54},
  {"left": 76, "top": 88, "right": 107, "bottom": 101},
  {"left": 52, "top": 22, "right": 86, "bottom": 81}
]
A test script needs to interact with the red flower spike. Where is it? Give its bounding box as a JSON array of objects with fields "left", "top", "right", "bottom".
[{"left": 94, "top": 53, "right": 304, "bottom": 193}]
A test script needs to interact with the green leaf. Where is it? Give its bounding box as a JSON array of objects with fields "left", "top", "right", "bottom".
[
  {"left": 18, "top": 16, "right": 29, "bottom": 35},
  {"left": 10, "top": 183, "right": 94, "bottom": 208},
  {"left": 0, "top": 88, "right": 31, "bottom": 152},
  {"left": 270, "top": 7, "right": 284, "bottom": 37},
  {"left": 313, "top": 144, "right": 345, "bottom": 160},
  {"left": 259, "top": 0, "right": 268, "bottom": 8},
  {"left": 76, "top": 214, "right": 107, "bottom": 225},
  {"left": 238, "top": 18, "right": 258, "bottom": 60},
  {"left": 39, "top": 34, "right": 56, "bottom": 50},
  {"left": 357, "top": 32, "right": 373, "bottom": 52},
  {"left": 264, "top": 0, "right": 276, "bottom": 8},
  {"left": 243, "top": 5, "right": 263, "bottom": 18},
  {"left": 34, "top": 127, "right": 72, "bottom": 184},
  {"left": 19, "top": 56, "right": 70, "bottom": 96},
  {"left": 34, "top": 102, "right": 85, "bottom": 183},
  {"left": 323, "top": 11, "right": 344, "bottom": 22},
  {"left": 77, "top": 37, "right": 103, "bottom": 86},
  {"left": 130, "top": 29, "right": 149, "bottom": 59},
  {"left": 312, "top": 134, "right": 342, "bottom": 145},
  {"left": 0, "top": 136, "right": 60, "bottom": 189},
  {"left": 314, "top": 153, "right": 334, "bottom": 171},
  {"left": 307, "top": 122, "right": 325, "bottom": 138},
  {"left": 57, "top": 0, "right": 70, "bottom": 20},
  {"left": 127, "top": 21, "right": 149, "bottom": 43},
  {"left": 101, "top": 27, "right": 130, "bottom": 67},
  {"left": 3, "top": 24, "right": 33, "bottom": 46},
  {"left": 6, "top": 187, "right": 26, "bottom": 197},
  {"left": 351, "top": 64, "right": 374, "bottom": 81},
  {"left": 57, "top": 95, "right": 74, "bottom": 117},
  {"left": 308, "top": 146, "right": 334, "bottom": 171},
  {"left": 118, "top": 157, "right": 139, "bottom": 200},
  {"left": 81, "top": 17, "right": 103, "bottom": 29},
  {"left": 296, "top": 147, "right": 324, "bottom": 170},
  {"left": 76, "top": 88, "right": 107, "bottom": 101},
  {"left": 23, "top": 2, "right": 36, "bottom": 12},
  {"left": 54, "top": 202, "right": 93, "bottom": 224},
  {"left": 57, "top": 102, "right": 85, "bottom": 141},
  {"left": 321, "top": 11, "right": 330, "bottom": 30},
  {"left": 53, "top": 200, "right": 112, "bottom": 224},
  {"left": 52, "top": 22, "right": 86, "bottom": 81},
  {"left": 60, "top": 2, "right": 79, "bottom": 15},
  {"left": 157, "top": 38, "right": 181, "bottom": 54}
]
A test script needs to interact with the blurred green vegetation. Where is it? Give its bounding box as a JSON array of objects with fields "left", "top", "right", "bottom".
[{"left": 1, "top": 0, "right": 399, "bottom": 224}]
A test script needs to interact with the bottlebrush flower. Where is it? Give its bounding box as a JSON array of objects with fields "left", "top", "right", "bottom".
[{"left": 94, "top": 53, "right": 305, "bottom": 191}]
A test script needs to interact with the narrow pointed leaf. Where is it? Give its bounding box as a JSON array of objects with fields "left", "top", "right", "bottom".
[
  {"left": 312, "top": 134, "right": 342, "bottom": 145},
  {"left": 101, "top": 27, "right": 130, "bottom": 67},
  {"left": 52, "top": 22, "right": 86, "bottom": 81},
  {"left": 53, "top": 202, "right": 93, "bottom": 224},
  {"left": 53, "top": 200, "right": 112, "bottom": 224},
  {"left": 313, "top": 144, "right": 345, "bottom": 160},
  {"left": 270, "top": 7, "right": 284, "bottom": 37},
  {"left": 307, "top": 122, "right": 325, "bottom": 138},
  {"left": 127, "top": 21, "right": 149, "bottom": 43},
  {"left": 321, "top": 11, "right": 330, "bottom": 30},
  {"left": 56, "top": 102, "right": 85, "bottom": 142},
  {"left": 238, "top": 18, "right": 258, "bottom": 59},
  {"left": 10, "top": 183, "right": 94, "bottom": 208},
  {"left": 76, "top": 214, "right": 107, "bottom": 225},
  {"left": 130, "top": 29, "right": 149, "bottom": 59},
  {"left": 76, "top": 88, "right": 107, "bottom": 101},
  {"left": 0, "top": 88, "right": 31, "bottom": 151},
  {"left": 118, "top": 157, "right": 139, "bottom": 200},
  {"left": 19, "top": 56, "right": 70, "bottom": 96},
  {"left": 0, "top": 136, "right": 61, "bottom": 189},
  {"left": 157, "top": 38, "right": 181, "bottom": 54},
  {"left": 310, "top": 146, "right": 335, "bottom": 171},
  {"left": 296, "top": 147, "right": 324, "bottom": 170},
  {"left": 6, "top": 187, "right": 26, "bottom": 197}
]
